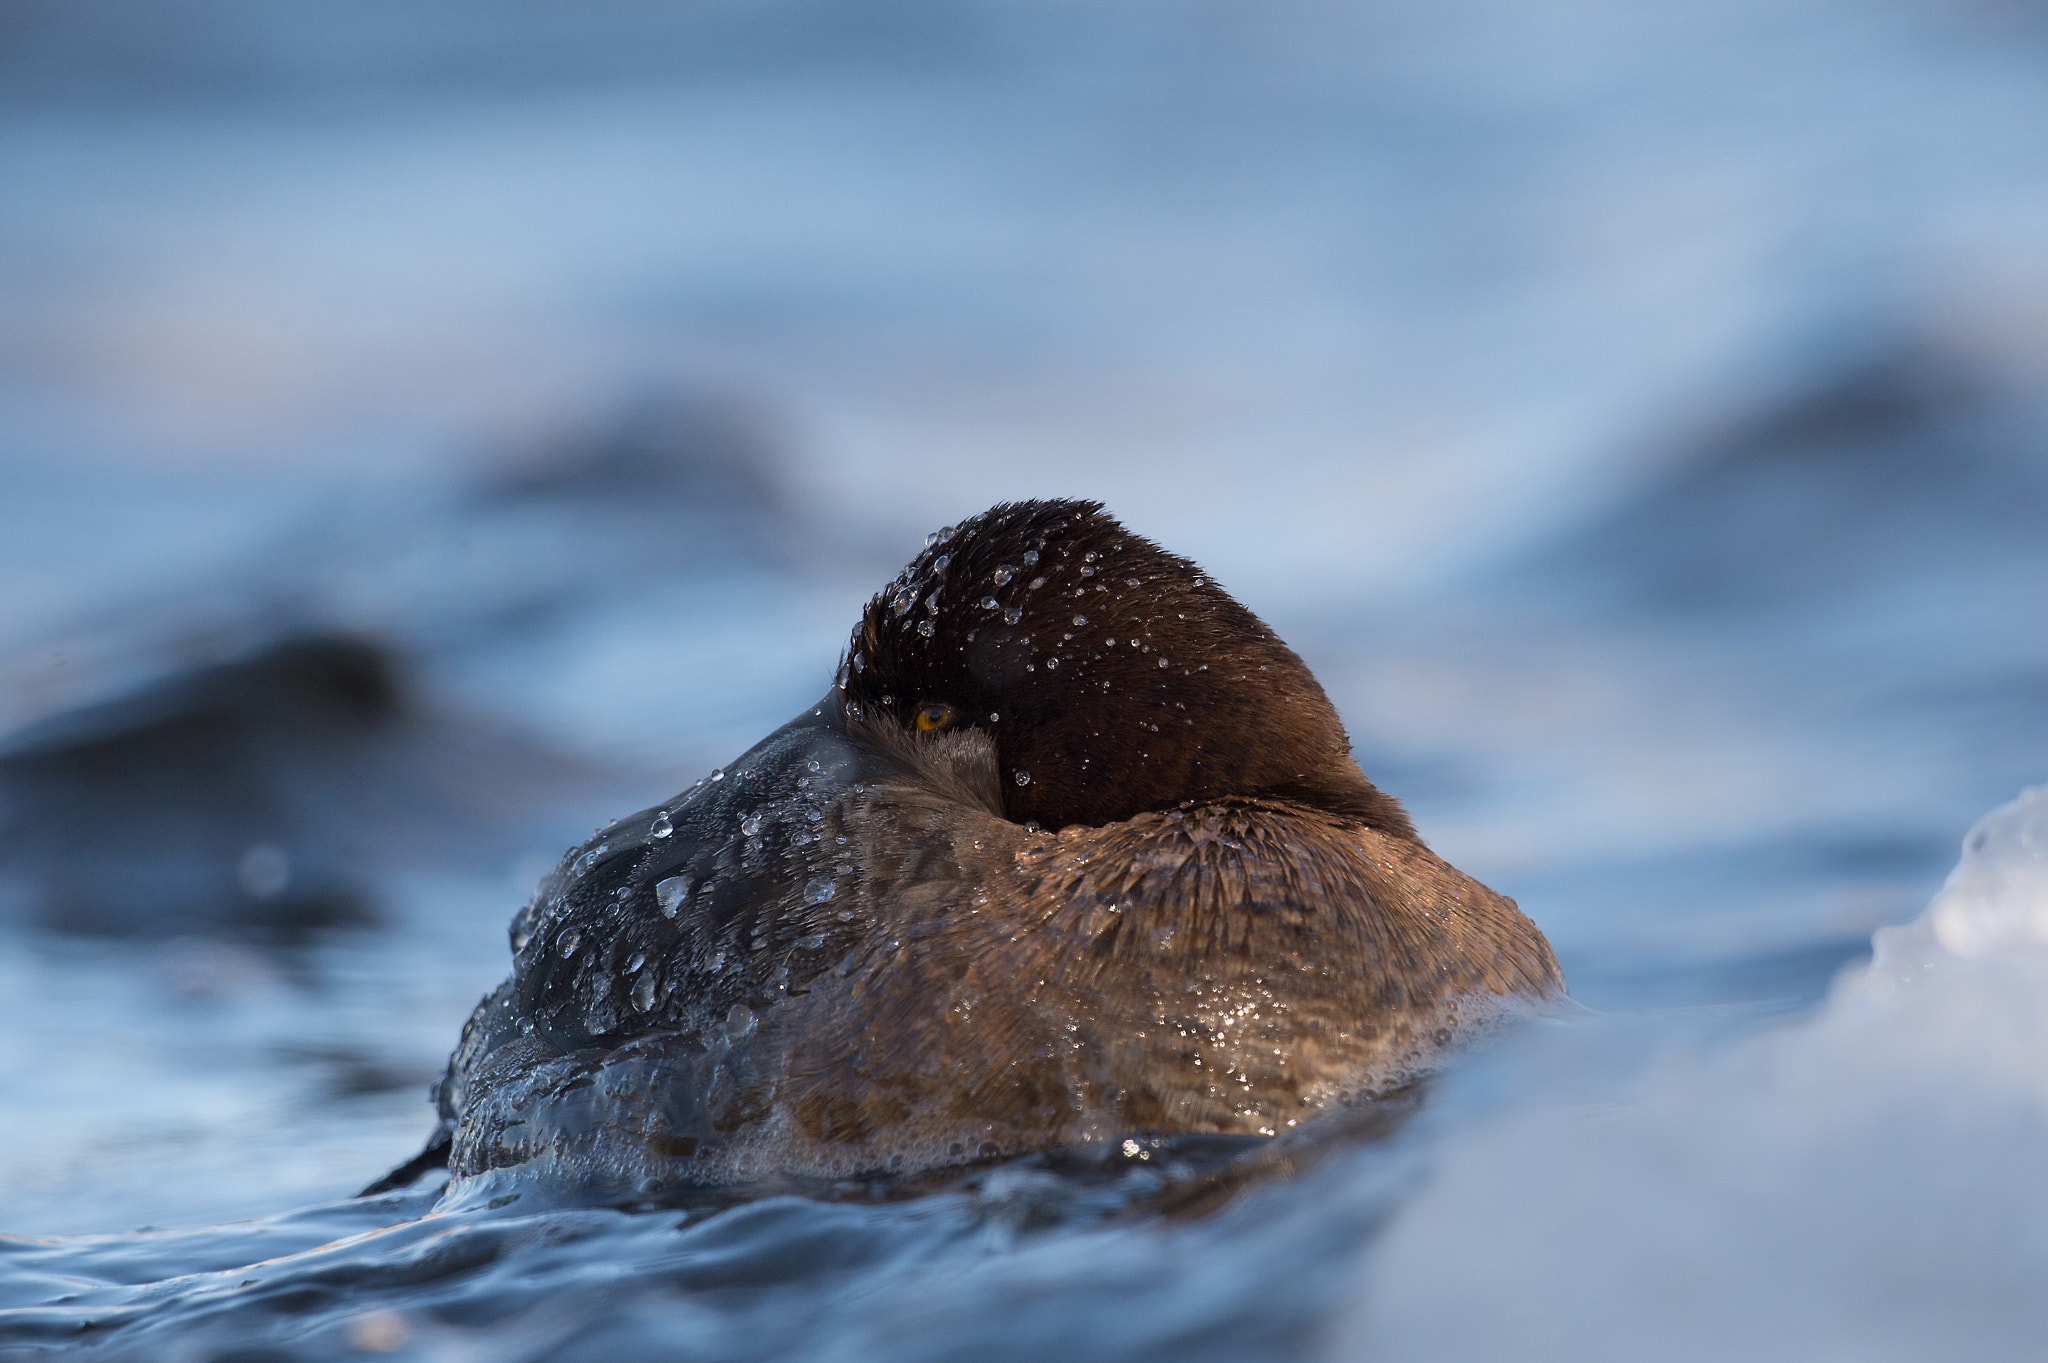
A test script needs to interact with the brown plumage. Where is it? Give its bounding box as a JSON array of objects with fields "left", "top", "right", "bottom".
[{"left": 405, "top": 500, "right": 1562, "bottom": 1198}]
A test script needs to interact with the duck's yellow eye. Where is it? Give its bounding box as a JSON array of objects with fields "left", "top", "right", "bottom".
[{"left": 914, "top": 702, "right": 956, "bottom": 732}]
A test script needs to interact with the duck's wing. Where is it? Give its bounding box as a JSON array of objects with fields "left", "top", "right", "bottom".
[
  {"left": 765, "top": 794, "right": 1563, "bottom": 1150},
  {"left": 1009, "top": 798, "right": 1560, "bottom": 1001},
  {"left": 978, "top": 799, "right": 1563, "bottom": 1127}
]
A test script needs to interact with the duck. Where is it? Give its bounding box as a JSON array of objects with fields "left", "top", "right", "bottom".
[{"left": 391, "top": 500, "right": 1562, "bottom": 1198}]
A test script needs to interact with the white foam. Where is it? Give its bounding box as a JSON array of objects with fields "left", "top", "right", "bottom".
[{"left": 1336, "top": 784, "right": 2048, "bottom": 1363}]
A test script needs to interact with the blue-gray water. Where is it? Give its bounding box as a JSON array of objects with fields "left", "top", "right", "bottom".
[{"left": 3, "top": 2, "right": 2047, "bottom": 1358}]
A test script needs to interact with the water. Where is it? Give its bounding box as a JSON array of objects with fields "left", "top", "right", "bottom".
[{"left": 3, "top": 0, "right": 2047, "bottom": 1357}]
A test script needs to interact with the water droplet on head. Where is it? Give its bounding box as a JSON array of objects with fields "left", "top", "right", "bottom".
[
  {"left": 710, "top": 768, "right": 725, "bottom": 783},
  {"left": 805, "top": 876, "right": 836, "bottom": 905},
  {"left": 993, "top": 565, "right": 1014, "bottom": 585},
  {"left": 1080, "top": 565, "right": 1095, "bottom": 577},
  {"left": 917, "top": 619, "right": 935, "bottom": 637},
  {"left": 1022, "top": 549, "right": 1039, "bottom": 565},
  {"left": 1073, "top": 614, "right": 1087, "bottom": 626},
  {"left": 726, "top": 1003, "right": 757, "bottom": 1040},
  {"left": 1028, "top": 576, "right": 1046, "bottom": 590},
  {"left": 980, "top": 595, "right": 1000, "bottom": 611},
  {"left": 1045, "top": 657, "right": 1058, "bottom": 669},
  {"left": 891, "top": 585, "right": 917, "bottom": 616},
  {"left": 625, "top": 950, "right": 646, "bottom": 973},
  {"left": 933, "top": 554, "right": 950, "bottom": 573},
  {"left": 1002, "top": 606, "right": 1023, "bottom": 625},
  {"left": 631, "top": 974, "right": 658, "bottom": 1012},
  {"left": 1014, "top": 770, "right": 1032, "bottom": 786},
  {"left": 650, "top": 811, "right": 673, "bottom": 838},
  {"left": 559, "top": 928, "right": 583, "bottom": 956},
  {"left": 656, "top": 876, "right": 692, "bottom": 917},
  {"left": 740, "top": 813, "right": 764, "bottom": 837}
]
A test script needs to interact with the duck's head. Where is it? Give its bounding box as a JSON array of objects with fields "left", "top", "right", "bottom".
[{"left": 839, "top": 499, "right": 1413, "bottom": 836}]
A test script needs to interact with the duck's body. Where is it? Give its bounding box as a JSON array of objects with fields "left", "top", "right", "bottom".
[{"left": 418, "top": 501, "right": 1561, "bottom": 1195}]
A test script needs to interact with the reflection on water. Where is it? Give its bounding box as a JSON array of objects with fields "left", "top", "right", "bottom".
[{"left": 2, "top": 0, "right": 2046, "bottom": 1358}]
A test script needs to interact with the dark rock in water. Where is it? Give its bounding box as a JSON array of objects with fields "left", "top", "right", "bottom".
[
  {"left": 0, "top": 633, "right": 601, "bottom": 944},
  {"left": 1520, "top": 344, "right": 2048, "bottom": 616},
  {"left": 0, "top": 626, "right": 606, "bottom": 945},
  {"left": 402, "top": 500, "right": 1562, "bottom": 1202},
  {"left": 0, "top": 636, "right": 403, "bottom": 941}
]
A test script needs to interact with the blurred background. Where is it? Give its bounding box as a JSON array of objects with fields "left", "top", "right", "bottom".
[{"left": 2, "top": 0, "right": 2045, "bottom": 1240}]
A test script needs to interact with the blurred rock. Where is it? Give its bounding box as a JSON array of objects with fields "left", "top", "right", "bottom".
[
  {"left": 483, "top": 392, "right": 783, "bottom": 515},
  {"left": 1522, "top": 344, "right": 2048, "bottom": 616},
  {"left": 0, "top": 635, "right": 396, "bottom": 940},
  {"left": 0, "top": 632, "right": 600, "bottom": 943},
  {"left": 393, "top": 388, "right": 818, "bottom": 648}
]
